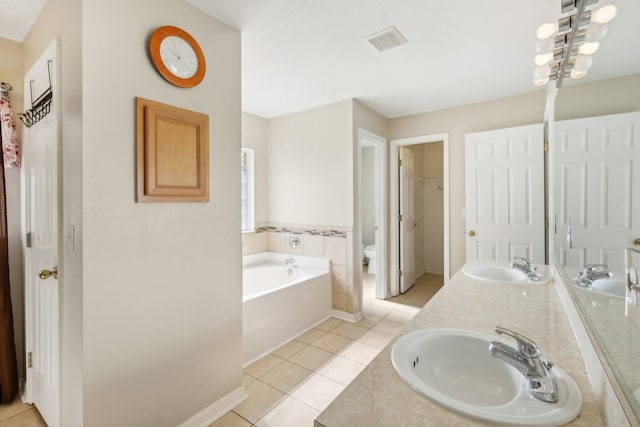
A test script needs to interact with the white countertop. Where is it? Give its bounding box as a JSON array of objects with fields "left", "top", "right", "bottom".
[{"left": 315, "top": 260, "right": 605, "bottom": 427}]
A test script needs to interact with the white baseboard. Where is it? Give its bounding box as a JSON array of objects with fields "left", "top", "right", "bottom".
[
  {"left": 330, "top": 309, "right": 362, "bottom": 323},
  {"left": 178, "top": 386, "right": 247, "bottom": 427}
]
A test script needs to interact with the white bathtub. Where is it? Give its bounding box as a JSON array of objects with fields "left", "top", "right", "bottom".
[{"left": 242, "top": 252, "right": 331, "bottom": 365}]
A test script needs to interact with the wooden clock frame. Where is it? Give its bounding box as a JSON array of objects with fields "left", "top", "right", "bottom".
[{"left": 149, "top": 26, "right": 206, "bottom": 88}]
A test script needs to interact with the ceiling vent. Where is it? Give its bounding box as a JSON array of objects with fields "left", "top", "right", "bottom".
[{"left": 365, "top": 26, "right": 407, "bottom": 52}]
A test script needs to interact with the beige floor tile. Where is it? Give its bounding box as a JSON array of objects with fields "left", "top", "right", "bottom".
[
  {"left": 0, "top": 408, "right": 47, "bottom": 427},
  {"left": 354, "top": 314, "right": 381, "bottom": 329},
  {"left": 242, "top": 373, "right": 256, "bottom": 387},
  {"left": 372, "top": 318, "right": 404, "bottom": 335},
  {"left": 315, "top": 317, "right": 343, "bottom": 332},
  {"left": 271, "top": 340, "right": 306, "bottom": 359},
  {"left": 384, "top": 309, "right": 416, "bottom": 324},
  {"left": 244, "top": 354, "right": 285, "bottom": 378},
  {"left": 208, "top": 411, "right": 252, "bottom": 427},
  {"left": 367, "top": 298, "right": 400, "bottom": 310},
  {"left": 288, "top": 345, "right": 334, "bottom": 371},
  {"left": 290, "top": 374, "right": 346, "bottom": 412},
  {"left": 310, "top": 332, "right": 353, "bottom": 354},
  {"left": 393, "top": 304, "right": 421, "bottom": 315},
  {"left": 362, "top": 304, "right": 393, "bottom": 318},
  {"left": 0, "top": 397, "right": 33, "bottom": 421},
  {"left": 339, "top": 341, "right": 382, "bottom": 365},
  {"left": 255, "top": 396, "right": 319, "bottom": 427},
  {"left": 259, "top": 360, "right": 313, "bottom": 394},
  {"left": 317, "top": 356, "right": 365, "bottom": 385},
  {"left": 359, "top": 329, "right": 395, "bottom": 348},
  {"left": 233, "top": 380, "right": 285, "bottom": 424},
  {"left": 296, "top": 328, "right": 326, "bottom": 344},
  {"left": 330, "top": 322, "right": 369, "bottom": 340}
]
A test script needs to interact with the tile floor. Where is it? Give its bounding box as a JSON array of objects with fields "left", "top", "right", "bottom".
[
  {"left": 211, "top": 271, "right": 444, "bottom": 427},
  {"left": 0, "top": 272, "right": 444, "bottom": 427},
  {"left": 0, "top": 396, "right": 46, "bottom": 427}
]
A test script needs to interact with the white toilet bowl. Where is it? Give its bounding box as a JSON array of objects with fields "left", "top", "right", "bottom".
[{"left": 364, "top": 244, "right": 376, "bottom": 274}]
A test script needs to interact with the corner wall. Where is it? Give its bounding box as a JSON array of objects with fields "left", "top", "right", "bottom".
[{"left": 81, "top": 1, "right": 242, "bottom": 426}]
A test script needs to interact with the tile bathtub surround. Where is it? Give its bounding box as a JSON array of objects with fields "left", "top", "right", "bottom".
[
  {"left": 243, "top": 223, "right": 357, "bottom": 314},
  {"left": 209, "top": 280, "right": 433, "bottom": 427},
  {"left": 316, "top": 259, "right": 607, "bottom": 427}
]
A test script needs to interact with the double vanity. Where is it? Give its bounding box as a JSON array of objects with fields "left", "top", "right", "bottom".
[{"left": 315, "top": 260, "right": 609, "bottom": 426}]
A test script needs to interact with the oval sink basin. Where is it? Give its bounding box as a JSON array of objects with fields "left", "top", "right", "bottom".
[
  {"left": 591, "top": 278, "right": 626, "bottom": 299},
  {"left": 463, "top": 264, "right": 537, "bottom": 284},
  {"left": 391, "top": 329, "right": 582, "bottom": 426}
]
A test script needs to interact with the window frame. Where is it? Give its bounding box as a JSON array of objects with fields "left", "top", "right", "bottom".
[{"left": 241, "top": 148, "right": 255, "bottom": 232}]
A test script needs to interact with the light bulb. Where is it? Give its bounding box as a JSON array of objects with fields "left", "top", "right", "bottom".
[
  {"left": 585, "top": 22, "right": 608, "bottom": 42},
  {"left": 571, "top": 69, "right": 588, "bottom": 79},
  {"left": 579, "top": 41, "right": 600, "bottom": 55},
  {"left": 573, "top": 55, "right": 593, "bottom": 72},
  {"left": 592, "top": 5, "right": 617, "bottom": 24},
  {"left": 535, "top": 53, "right": 554, "bottom": 66},
  {"left": 533, "top": 64, "right": 551, "bottom": 86},
  {"left": 535, "top": 37, "right": 555, "bottom": 54},
  {"left": 537, "top": 22, "right": 559, "bottom": 40}
]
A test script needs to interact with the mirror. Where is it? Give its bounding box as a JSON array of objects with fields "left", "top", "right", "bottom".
[{"left": 551, "top": 90, "right": 640, "bottom": 423}]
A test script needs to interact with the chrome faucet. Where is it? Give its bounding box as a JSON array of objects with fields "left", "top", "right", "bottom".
[
  {"left": 510, "top": 257, "right": 540, "bottom": 281},
  {"left": 285, "top": 257, "right": 295, "bottom": 265},
  {"left": 489, "top": 326, "right": 558, "bottom": 403},
  {"left": 576, "top": 264, "right": 612, "bottom": 287}
]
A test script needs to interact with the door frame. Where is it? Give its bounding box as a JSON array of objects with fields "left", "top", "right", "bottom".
[
  {"left": 356, "top": 129, "right": 387, "bottom": 300},
  {"left": 390, "top": 133, "right": 450, "bottom": 296}
]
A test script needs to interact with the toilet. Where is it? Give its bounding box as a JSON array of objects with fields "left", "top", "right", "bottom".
[{"left": 363, "top": 243, "right": 376, "bottom": 274}]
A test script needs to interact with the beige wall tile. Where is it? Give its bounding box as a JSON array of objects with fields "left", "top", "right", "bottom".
[
  {"left": 241, "top": 233, "right": 254, "bottom": 255},
  {"left": 267, "top": 232, "right": 285, "bottom": 253},
  {"left": 255, "top": 232, "right": 268, "bottom": 252},
  {"left": 331, "top": 265, "right": 347, "bottom": 294},
  {"left": 332, "top": 292, "right": 348, "bottom": 311},
  {"left": 325, "top": 237, "right": 347, "bottom": 266},
  {"left": 303, "top": 235, "right": 325, "bottom": 258},
  {"left": 346, "top": 232, "right": 353, "bottom": 261}
]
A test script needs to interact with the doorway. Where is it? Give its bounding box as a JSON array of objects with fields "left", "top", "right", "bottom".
[
  {"left": 357, "top": 129, "right": 386, "bottom": 305},
  {"left": 390, "top": 133, "right": 450, "bottom": 297}
]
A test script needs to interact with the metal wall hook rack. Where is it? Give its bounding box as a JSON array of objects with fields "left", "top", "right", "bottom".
[{"left": 19, "top": 60, "right": 53, "bottom": 128}]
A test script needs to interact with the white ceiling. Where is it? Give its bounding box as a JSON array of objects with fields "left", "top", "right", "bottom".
[
  {"left": 187, "top": 0, "right": 640, "bottom": 118},
  {"left": 2, "top": 1, "right": 638, "bottom": 119}
]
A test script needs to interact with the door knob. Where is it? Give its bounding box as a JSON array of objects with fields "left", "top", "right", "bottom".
[
  {"left": 468, "top": 230, "right": 476, "bottom": 237},
  {"left": 413, "top": 222, "right": 419, "bottom": 228},
  {"left": 635, "top": 238, "right": 640, "bottom": 247},
  {"left": 39, "top": 266, "right": 58, "bottom": 280}
]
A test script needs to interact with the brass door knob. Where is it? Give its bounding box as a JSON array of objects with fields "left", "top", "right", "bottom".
[
  {"left": 39, "top": 266, "right": 58, "bottom": 280},
  {"left": 413, "top": 222, "right": 419, "bottom": 228},
  {"left": 635, "top": 238, "right": 640, "bottom": 247},
  {"left": 468, "top": 230, "right": 476, "bottom": 237}
]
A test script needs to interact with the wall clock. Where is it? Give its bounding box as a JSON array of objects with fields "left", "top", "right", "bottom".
[{"left": 149, "top": 26, "right": 206, "bottom": 88}]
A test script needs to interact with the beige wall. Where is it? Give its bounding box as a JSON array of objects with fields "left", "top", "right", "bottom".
[
  {"left": 421, "top": 141, "right": 444, "bottom": 275},
  {"left": 555, "top": 74, "right": 640, "bottom": 120},
  {"left": 389, "top": 92, "right": 547, "bottom": 275},
  {"left": 242, "top": 112, "right": 269, "bottom": 224},
  {"left": 81, "top": 1, "right": 242, "bottom": 426},
  {"left": 267, "top": 99, "right": 353, "bottom": 226},
  {"left": 22, "top": 0, "right": 84, "bottom": 423},
  {"left": 0, "top": 37, "right": 25, "bottom": 380},
  {"left": 361, "top": 147, "right": 375, "bottom": 245},
  {"left": 24, "top": 0, "right": 242, "bottom": 425}
]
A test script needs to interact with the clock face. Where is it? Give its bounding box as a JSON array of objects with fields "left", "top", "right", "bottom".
[
  {"left": 160, "top": 36, "right": 198, "bottom": 79},
  {"left": 149, "top": 26, "right": 206, "bottom": 88}
]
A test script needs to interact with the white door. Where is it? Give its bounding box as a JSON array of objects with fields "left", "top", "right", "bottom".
[
  {"left": 23, "top": 41, "right": 60, "bottom": 427},
  {"left": 553, "top": 112, "right": 640, "bottom": 273},
  {"left": 465, "top": 124, "right": 545, "bottom": 263},
  {"left": 399, "top": 147, "right": 416, "bottom": 293}
]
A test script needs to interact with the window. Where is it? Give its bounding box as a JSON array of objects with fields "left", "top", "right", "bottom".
[{"left": 241, "top": 148, "right": 255, "bottom": 231}]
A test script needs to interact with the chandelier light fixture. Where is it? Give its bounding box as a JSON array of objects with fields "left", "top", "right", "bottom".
[{"left": 533, "top": 0, "right": 617, "bottom": 88}]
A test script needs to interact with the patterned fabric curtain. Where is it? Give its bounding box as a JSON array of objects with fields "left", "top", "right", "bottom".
[
  {"left": 0, "top": 83, "right": 20, "bottom": 168},
  {"left": 0, "top": 83, "right": 18, "bottom": 403}
]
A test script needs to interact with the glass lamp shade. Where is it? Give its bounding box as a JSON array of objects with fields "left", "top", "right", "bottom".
[
  {"left": 537, "top": 22, "right": 559, "bottom": 40},
  {"left": 592, "top": 5, "right": 617, "bottom": 24},
  {"left": 573, "top": 55, "right": 593, "bottom": 72},
  {"left": 579, "top": 42, "right": 600, "bottom": 55},
  {"left": 535, "top": 53, "right": 554, "bottom": 66},
  {"left": 533, "top": 65, "right": 551, "bottom": 86},
  {"left": 571, "top": 69, "right": 588, "bottom": 79},
  {"left": 535, "top": 37, "right": 555, "bottom": 54},
  {"left": 585, "top": 23, "right": 608, "bottom": 42}
]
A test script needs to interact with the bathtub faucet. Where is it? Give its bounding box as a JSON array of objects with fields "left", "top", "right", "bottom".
[{"left": 285, "top": 257, "right": 295, "bottom": 265}]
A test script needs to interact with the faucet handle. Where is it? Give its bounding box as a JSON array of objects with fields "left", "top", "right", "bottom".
[
  {"left": 513, "top": 257, "right": 532, "bottom": 267},
  {"left": 583, "top": 263, "right": 608, "bottom": 273},
  {"left": 494, "top": 326, "right": 540, "bottom": 358}
]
